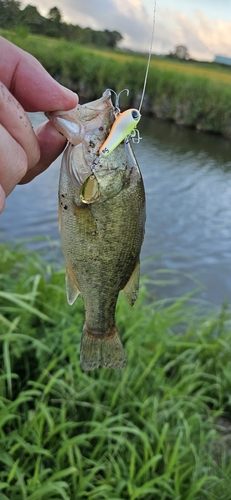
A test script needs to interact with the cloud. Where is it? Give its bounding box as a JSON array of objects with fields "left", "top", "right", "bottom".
[
  {"left": 156, "top": 8, "right": 231, "bottom": 60},
  {"left": 196, "top": 14, "right": 231, "bottom": 58},
  {"left": 20, "top": 0, "right": 231, "bottom": 61},
  {"left": 64, "top": 0, "right": 153, "bottom": 51},
  {"left": 21, "top": 0, "right": 153, "bottom": 51}
]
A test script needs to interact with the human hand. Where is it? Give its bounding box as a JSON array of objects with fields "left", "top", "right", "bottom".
[{"left": 0, "top": 36, "right": 78, "bottom": 213}]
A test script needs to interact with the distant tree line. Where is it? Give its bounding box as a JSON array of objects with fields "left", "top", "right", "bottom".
[{"left": 0, "top": 0, "right": 123, "bottom": 48}]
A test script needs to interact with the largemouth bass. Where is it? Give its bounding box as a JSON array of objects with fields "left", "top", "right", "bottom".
[{"left": 47, "top": 89, "right": 145, "bottom": 370}]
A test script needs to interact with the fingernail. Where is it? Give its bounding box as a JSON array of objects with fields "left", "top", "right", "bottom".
[{"left": 61, "top": 86, "right": 78, "bottom": 103}]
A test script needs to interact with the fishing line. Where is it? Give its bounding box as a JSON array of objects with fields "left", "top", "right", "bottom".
[
  {"left": 89, "top": 3, "right": 157, "bottom": 161},
  {"left": 138, "top": 0, "right": 157, "bottom": 113}
]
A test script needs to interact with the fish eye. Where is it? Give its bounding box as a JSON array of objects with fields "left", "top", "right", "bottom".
[{"left": 131, "top": 110, "right": 140, "bottom": 121}]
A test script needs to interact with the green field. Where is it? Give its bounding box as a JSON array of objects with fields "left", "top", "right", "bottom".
[
  {"left": 1, "top": 242, "right": 231, "bottom": 499},
  {"left": 2, "top": 29, "right": 231, "bottom": 138}
]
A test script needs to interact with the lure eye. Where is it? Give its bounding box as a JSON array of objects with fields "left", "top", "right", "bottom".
[{"left": 132, "top": 110, "right": 141, "bottom": 121}]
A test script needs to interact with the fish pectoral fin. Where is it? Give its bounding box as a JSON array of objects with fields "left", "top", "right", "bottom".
[
  {"left": 123, "top": 261, "right": 140, "bottom": 306},
  {"left": 65, "top": 267, "right": 80, "bottom": 305},
  {"left": 80, "top": 325, "right": 126, "bottom": 371}
]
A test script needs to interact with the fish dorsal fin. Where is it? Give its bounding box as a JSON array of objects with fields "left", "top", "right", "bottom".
[
  {"left": 123, "top": 261, "right": 140, "bottom": 306},
  {"left": 66, "top": 266, "right": 80, "bottom": 305}
]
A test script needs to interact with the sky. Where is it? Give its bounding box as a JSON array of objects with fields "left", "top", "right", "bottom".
[{"left": 20, "top": 0, "right": 231, "bottom": 61}]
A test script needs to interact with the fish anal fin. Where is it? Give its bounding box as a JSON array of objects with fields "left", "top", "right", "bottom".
[
  {"left": 123, "top": 261, "right": 140, "bottom": 306},
  {"left": 66, "top": 266, "right": 80, "bottom": 305},
  {"left": 80, "top": 324, "right": 126, "bottom": 371}
]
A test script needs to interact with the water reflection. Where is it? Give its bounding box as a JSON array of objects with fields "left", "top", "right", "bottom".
[
  {"left": 140, "top": 116, "right": 231, "bottom": 169},
  {"left": 1, "top": 112, "right": 231, "bottom": 304},
  {"left": 134, "top": 117, "right": 231, "bottom": 303}
]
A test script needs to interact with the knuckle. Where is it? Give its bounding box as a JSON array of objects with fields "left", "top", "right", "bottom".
[
  {"left": 9, "top": 144, "right": 28, "bottom": 185},
  {"left": 28, "top": 141, "right": 40, "bottom": 169},
  {"left": 0, "top": 144, "right": 28, "bottom": 197},
  {"left": 14, "top": 146, "right": 28, "bottom": 182}
]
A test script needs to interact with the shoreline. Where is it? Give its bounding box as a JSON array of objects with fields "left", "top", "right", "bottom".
[{"left": 2, "top": 29, "right": 231, "bottom": 140}]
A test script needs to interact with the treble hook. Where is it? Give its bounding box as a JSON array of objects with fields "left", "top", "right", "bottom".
[
  {"left": 106, "top": 88, "right": 129, "bottom": 114},
  {"left": 131, "top": 128, "right": 142, "bottom": 144},
  {"left": 97, "top": 88, "right": 141, "bottom": 160}
]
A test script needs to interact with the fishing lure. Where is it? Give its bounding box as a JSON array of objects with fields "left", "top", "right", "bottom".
[
  {"left": 80, "top": 96, "right": 141, "bottom": 204},
  {"left": 99, "top": 108, "right": 141, "bottom": 158},
  {"left": 95, "top": 87, "right": 141, "bottom": 162}
]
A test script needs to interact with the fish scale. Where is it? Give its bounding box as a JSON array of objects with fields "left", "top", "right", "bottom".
[{"left": 47, "top": 90, "right": 145, "bottom": 370}]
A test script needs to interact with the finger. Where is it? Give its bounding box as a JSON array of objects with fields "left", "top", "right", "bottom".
[
  {"left": 0, "top": 82, "right": 40, "bottom": 169},
  {"left": 0, "top": 124, "right": 28, "bottom": 196},
  {"left": 0, "top": 37, "right": 78, "bottom": 112},
  {"left": 20, "top": 121, "right": 67, "bottom": 184},
  {"left": 0, "top": 183, "right": 6, "bottom": 214}
]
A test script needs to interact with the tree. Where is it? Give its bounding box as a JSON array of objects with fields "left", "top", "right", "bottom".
[
  {"left": 45, "top": 6, "right": 63, "bottom": 37},
  {"left": 0, "top": 1, "right": 123, "bottom": 49},
  {"left": 104, "top": 30, "right": 123, "bottom": 48},
  {"left": 0, "top": 0, "right": 21, "bottom": 28},
  {"left": 174, "top": 45, "right": 189, "bottom": 60},
  {"left": 20, "top": 4, "right": 45, "bottom": 34},
  {"left": 48, "top": 6, "right": 62, "bottom": 24}
]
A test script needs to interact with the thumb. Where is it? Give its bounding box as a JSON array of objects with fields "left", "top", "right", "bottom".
[{"left": 20, "top": 120, "right": 66, "bottom": 184}]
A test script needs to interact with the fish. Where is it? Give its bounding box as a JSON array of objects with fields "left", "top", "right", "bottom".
[{"left": 47, "top": 89, "right": 146, "bottom": 370}]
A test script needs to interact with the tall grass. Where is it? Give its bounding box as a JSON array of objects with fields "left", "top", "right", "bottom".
[
  {"left": 1, "top": 242, "right": 231, "bottom": 499},
  {"left": 2, "top": 29, "right": 231, "bottom": 138}
]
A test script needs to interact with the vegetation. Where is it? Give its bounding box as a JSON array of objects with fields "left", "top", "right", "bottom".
[
  {"left": 1, "top": 28, "right": 231, "bottom": 139},
  {"left": 0, "top": 0, "right": 122, "bottom": 48},
  {"left": 1, "top": 242, "right": 231, "bottom": 499}
]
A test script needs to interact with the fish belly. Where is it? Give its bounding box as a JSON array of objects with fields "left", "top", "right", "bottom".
[{"left": 59, "top": 144, "right": 145, "bottom": 370}]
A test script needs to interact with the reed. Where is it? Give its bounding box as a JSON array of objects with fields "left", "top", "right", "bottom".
[
  {"left": 1, "top": 242, "right": 231, "bottom": 499},
  {"left": 0, "top": 29, "right": 231, "bottom": 138},
  {"left": 2, "top": 29, "right": 231, "bottom": 137}
]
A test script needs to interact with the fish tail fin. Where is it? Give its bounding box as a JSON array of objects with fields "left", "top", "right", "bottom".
[{"left": 80, "top": 324, "right": 126, "bottom": 371}]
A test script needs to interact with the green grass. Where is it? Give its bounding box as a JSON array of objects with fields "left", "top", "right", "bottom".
[
  {"left": 2, "top": 29, "right": 231, "bottom": 137},
  {"left": 1, "top": 242, "right": 231, "bottom": 499}
]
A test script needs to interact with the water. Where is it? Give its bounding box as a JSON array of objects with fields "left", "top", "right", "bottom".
[{"left": 1, "top": 112, "right": 231, "bottom": 305}]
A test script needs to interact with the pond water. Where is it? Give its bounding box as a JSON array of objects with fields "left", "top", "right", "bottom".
[{"left": 1, "top": 112, "right": 231, "bottom": 305}]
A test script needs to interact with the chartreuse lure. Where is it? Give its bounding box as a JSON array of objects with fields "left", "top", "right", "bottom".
[{"left": 99, "top": 108, "right": 141, "bottom": 158}]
